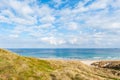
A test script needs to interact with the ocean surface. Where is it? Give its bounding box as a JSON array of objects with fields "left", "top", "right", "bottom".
[{"left": 8, "top": 48, "right": 120, "bottom": 60}]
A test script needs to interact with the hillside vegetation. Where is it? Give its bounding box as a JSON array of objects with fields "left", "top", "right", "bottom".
[{"left": 0, "top": 48, "right": 120, "bottom": 80}]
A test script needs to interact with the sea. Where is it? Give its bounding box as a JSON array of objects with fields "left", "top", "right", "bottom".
[{"left": 8, "top": 48, "right": 120, "bottom": 60}]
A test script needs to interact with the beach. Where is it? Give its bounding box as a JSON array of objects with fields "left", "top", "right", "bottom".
[{"left": 80, "top": 60, "right": 98, "bottom": 66}]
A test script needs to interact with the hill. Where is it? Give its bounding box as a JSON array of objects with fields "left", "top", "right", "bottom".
[{"left": 0, "top": 48, "right": 120, "bottom": 80}]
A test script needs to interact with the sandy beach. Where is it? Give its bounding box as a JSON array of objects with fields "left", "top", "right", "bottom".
[{"left": 80, "top": 60, "right": 98, "bottom": 66}]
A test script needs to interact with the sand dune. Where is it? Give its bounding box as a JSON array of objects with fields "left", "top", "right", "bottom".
[{"left": 0, "top": 48, "right": 120, "bottom": 80}]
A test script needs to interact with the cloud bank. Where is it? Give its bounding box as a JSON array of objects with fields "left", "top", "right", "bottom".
[{"left": 0, "top": 0, "right": 120, "bottom": 48}]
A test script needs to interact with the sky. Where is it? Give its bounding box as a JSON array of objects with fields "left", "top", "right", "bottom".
[{"left": 0, "top": 0, "right": 120, "bottom": 48}]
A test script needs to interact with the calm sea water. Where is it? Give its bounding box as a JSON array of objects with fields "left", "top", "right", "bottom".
[{"left": 8, "top": 48, "right": 120, "bottom": 60}]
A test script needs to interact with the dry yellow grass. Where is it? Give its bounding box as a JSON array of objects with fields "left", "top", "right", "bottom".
[{"left": 0, "top": 48, "right": 120, "bottom": 80}]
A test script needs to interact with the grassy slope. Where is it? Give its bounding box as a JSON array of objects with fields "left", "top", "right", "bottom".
[{"left": 0, "top": 49, "right": 120, "bottom": 80}]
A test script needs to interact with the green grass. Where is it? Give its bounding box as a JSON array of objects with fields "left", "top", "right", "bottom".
[{"left": 0, "top": 48, "right": 120, "bottom": 80}]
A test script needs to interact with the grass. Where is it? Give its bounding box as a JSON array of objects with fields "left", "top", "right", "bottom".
[
  {"left": 0, "top": 49, "right": 55, "bottom": 79},
  {"left": 0, "top": 48, "right": 120, "bottom": 80}
]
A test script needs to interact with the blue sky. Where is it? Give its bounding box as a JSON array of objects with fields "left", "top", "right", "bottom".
[{"left": 0, "top": 0, "right": 120, "bottom": 48}]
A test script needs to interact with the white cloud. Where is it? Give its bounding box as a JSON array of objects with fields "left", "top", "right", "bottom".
[
  {"left": 40, "top": 15, "right": 55, "bottom": 24},
  {"left": 87, "top": 0, "right": 109, "bottom": 10},
  {"left": 9, "top": 34, "right": 19, "bottom": 38},
  {"left": 9, "top": 0, "right": 34, "bottom": 16},
  {"left": 41, "top": 37, "right": 66, "bottom": 45},
  {"left": 109, "top": 22, "right": 120, "bottom": 29},
  {"left": 67, "top": 22, "right": 78, "bottom": 30},
  {"left": 1, "top": 9, "right": 14, "bottom": 18},
  {"left": 0, "top": 15, "right": 10, "bottom": 23},
  {"left": 12, "top": 17, "right": 36, "bottom": 25},
  {"left": 39, "top": 23, "right": 53, "bottom": 28},
  {"left": 69, "top": 38, "right": 78, "bottom": 44},
  {"left": 36, "top": 5, "right": 54, "bottom": 17}
]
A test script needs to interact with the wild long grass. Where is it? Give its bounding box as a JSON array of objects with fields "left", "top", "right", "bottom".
[{"left": 0, "top": 49, "right": 120, "bottom": 80}]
